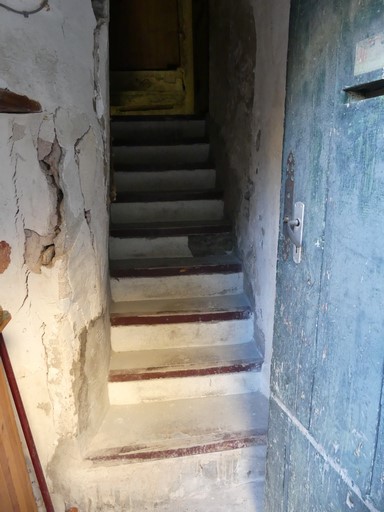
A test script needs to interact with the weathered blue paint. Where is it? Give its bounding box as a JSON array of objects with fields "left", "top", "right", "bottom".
[{"left": 266, "top": 0, "right": 384, "bottom": 510}]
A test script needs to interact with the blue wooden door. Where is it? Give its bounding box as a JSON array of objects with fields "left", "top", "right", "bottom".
[{"left": 266, "top": 1, "right": 384, "bottom": 510}]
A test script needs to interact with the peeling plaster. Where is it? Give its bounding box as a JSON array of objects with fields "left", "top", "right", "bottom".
[{"left": 22, "top": 134, "right": 64, "bottom": 273}]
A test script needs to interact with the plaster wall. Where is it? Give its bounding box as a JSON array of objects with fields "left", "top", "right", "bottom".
[
  {"left": 0, "top": 1, "right": 109, "bottom": 508},
  {"left": 209, "top": 0, "right": 290, "bottom": 395}
]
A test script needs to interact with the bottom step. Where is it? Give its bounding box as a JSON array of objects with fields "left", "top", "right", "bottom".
[
  {"left": 86, "top": 393, "right": 268, "bottom": 462},
  {"left": 56, "top": 442, "right": 266, "bottom": 512}
]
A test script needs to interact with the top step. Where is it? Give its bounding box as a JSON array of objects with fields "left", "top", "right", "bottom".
[{"left": 111, "top": 117, "right": 207, "bottom": 146}]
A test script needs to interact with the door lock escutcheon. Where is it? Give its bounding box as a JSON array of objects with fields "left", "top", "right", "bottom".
[{"left": 284, "top": 201, "right": 305, "bottom": 264}]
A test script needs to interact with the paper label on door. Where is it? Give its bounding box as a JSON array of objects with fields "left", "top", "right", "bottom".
[{"left": 354, "top": 33, "right": 384, "bottom": 75}]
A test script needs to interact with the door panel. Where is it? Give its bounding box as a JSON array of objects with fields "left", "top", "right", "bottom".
[
  {"left": 270, "top": 0, "right": 340, "bottom": 428},
  {"left": 267, "top": 0, "right": 384, "bottom": 510},
  {"left": 110, "top": 0, "right": 180, "bottom": 71}
]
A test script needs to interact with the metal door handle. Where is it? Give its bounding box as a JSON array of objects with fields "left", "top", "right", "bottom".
[{"left": 283, "top": 201, "right": 305, "bottom": 263}]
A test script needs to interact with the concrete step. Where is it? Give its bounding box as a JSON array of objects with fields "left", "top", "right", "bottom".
[
  {"left": 86, "top": 392, "right": 267, "bottom": 462},
  {"left": 111, "top": 317, "right": 254, "bottom": 352},
  {"left": 108, "top": 343, "right": 262, "bottom": 407},
  {"left": 61, "top": 443, "right": 266, "bottom": 512},
  {"left": 109, "top": 234, "right": 194, "bottom": 259},
  {"left": 109, "top": 230, "right": 234, "bottom": 259},
  {"left": 111, "top": 116, "right": 207, "bottom": 145},
  {"left": 114, "top": 168, "right": 216, "bottom": 192},
  {"left": 110, "top": 255, "right": 243, "bottom": 301},
  {"left": 110, "top": 293, "right": 254, "bottom": 351},
  {"left": 110, "top": 293, "right": 252, "bottom": 327},
  {"left": 110, "top": 218, "right": 232, "bottom": 238},
  {"left": 112, "top": 143, "right": 210, "bottom": 168},
  {"left": 109, "top": 254, "right": 242, "bottom": 278},
  {"left": 110, "top": 191, "right": 224, "bottom": 223},
  {"left": 65, "top": 394, "right": 267, "bottom": 511},
  {"left": 114, "top": 189, "right": 223, "bottom": 203}
]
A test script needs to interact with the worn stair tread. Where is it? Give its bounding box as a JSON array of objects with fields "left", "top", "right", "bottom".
[
  {"left": 112, "top": 143, "right": 210, "bottom": 163},
  {"left": 114, "top": 162, "right": 214, "bottom": 172},
  {"left": 109, "top": 255, "right": 241, "bottom": 278},
  {"left": 112, "top": 136, "right": 208, "bottom": 147},
  {"left": 115, "top": 189, "right": 223, "bottom": 203},
  {"left": 86, "top": 392, "right": 268, "bottom": 462},
  {"left": 109, "top": 342, "right": 263, "bottom": 382},
  {"left": 110, "top": 219, "right": 232, "bottom": 238},
  {"left": 115, "top": 164, "right": 214, "bottom": 174},
  {"left": 110, "top": 294, "right": 252, "bottom": 326}
]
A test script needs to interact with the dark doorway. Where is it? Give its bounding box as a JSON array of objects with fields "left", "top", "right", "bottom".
[{"left": 110, "top": 0, "right": 208, "bottom": 116}]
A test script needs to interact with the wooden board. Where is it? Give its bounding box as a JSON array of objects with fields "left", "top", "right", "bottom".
[
  {"left": 110, "top": 0, "right": 180, "bottom": 72},
  {"left": 0, "top": 361, "right": 37, "bottom": 511}
]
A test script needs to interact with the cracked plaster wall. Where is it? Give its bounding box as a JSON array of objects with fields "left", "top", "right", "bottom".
[
  {"left": 0, "top": 1, "right": 109, "bottom": 508},
  {"left": 209, "top": 0, "right": 290, "bottom": 395}
]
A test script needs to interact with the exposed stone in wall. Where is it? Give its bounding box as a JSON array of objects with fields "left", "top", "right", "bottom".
[
  {"left": 23, "top": 134, "right": 64, "bottom": 273},
  {"left": 209, "top": 0, "right": 290, "bottom": 395},
  {"left": 0, "top": 241, "right": 11, "bottom": 273}
]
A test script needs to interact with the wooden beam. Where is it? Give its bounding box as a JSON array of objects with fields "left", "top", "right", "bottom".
[{"left": 0, "top": 89, "right": 41, "bottom": 114}]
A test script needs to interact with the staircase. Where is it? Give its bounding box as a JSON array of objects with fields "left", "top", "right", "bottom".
[{"left": 86, "top": 117, "right": 268, "bottom": 511}]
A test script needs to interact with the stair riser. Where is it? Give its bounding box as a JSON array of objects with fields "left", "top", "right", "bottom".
[
  {"left": 110, "top": 273, "right": 243, "bottom": 301},
  {"left": 109, "top": 236, "right": 193, "bottom": 259},
  {"left": 113, "top": 144, "right": 210, "bottom": 167},
  {"left": 111, "top": 318, "right": 254, "bottom": 351},
  {"left": 109, "top": 233, "right": 234, "bottom": 260},
  {"left": 111, "top": 200, "right": 224, "bottom": 223},
  {"left": 108, "top": 372, "right": 261, "bottom": 405},
  {"left": 111, "top": 119, "right": 207, "bottom": 142},
  {"left": 114, "top": 169, "right": 216, "bottom": 192}
]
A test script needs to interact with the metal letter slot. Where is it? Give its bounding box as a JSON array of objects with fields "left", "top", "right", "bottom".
[{"left": 284, "top": 201, "right": 305, "bottom": 264}]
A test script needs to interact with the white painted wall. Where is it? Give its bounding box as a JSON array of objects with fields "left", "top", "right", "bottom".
[
  {"left": 209, "top": 0, "right": 290, "bottom": 395},
  {"left": 0, "top": 1, "right": 109, "bottom": 509}
]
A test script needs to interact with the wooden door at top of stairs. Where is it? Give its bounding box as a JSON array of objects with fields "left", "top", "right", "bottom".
[
  {"left": 266, "top": 1, "right": 384, "bottom": 511},
  {"left": 110, "top": 0, "right": 194, "bottom": 116}
]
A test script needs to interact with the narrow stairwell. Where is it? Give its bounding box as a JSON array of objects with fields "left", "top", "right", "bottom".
[{"left": 86, "top": 116, "right": 268, "bottom": 511}]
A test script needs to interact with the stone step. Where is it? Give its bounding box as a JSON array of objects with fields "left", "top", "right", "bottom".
[
  {"left": 110, "top": 191, "right": 224, "bottom": 223},
  {"left": 112, "top": 143, "right": 210, "bottom": 168},
  {"left": 110, "top": 218, "right": 232, "bottom": 239},
  {"left": 115, "top": 189, "right": 223, "bottom": 203},
  {"left": 111, "top": 317, "right": 254, "bottom": 352},
  {"left": 110, "top": 255, "right": 243, "bottom": 301},
  {"left": 114, "top": 168, "right": 216, "bottom": 192},
  {"left": 114, "top": 161, "right": 214, "bottom": 173},
  {"left": 109, "top": 220, "right": 233, "bottom": 260},
  {"left": 64, "top": 444, "right": 266, "bottom": 512},
  {"left": 110, "top": 293, "right": 254, "bottom": 351},
  {"left": 110, "top": 294, "right": 252, "bottom": 327},
  {"left": 109, "top": 254, "right": 242, "bottom": 278},
  {"left": 86, "top": 392, "right": 267, "bottom": 462},
  {"left": 109, "top": 341, "right": 262, "bottom": 386},
  {"left": 109, "top": 340, "right": 262, "bottom": 403},
  {"left": 109, "top": 234, "right": 195, "bottom": 259},
  {"left": 111, "top": 116, "right": 207, "bottom": 144}
]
